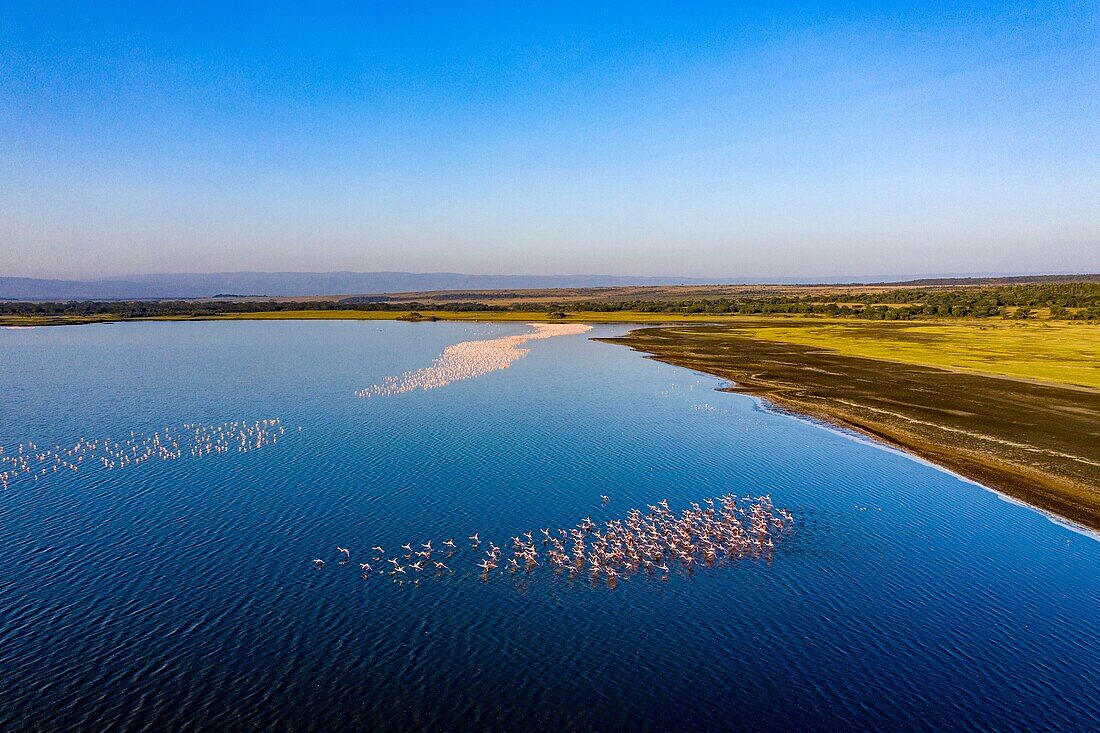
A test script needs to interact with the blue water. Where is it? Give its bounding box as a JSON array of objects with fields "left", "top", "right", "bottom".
[{"left": 1, "top": 321, "right": 1097, "bottom": 732}]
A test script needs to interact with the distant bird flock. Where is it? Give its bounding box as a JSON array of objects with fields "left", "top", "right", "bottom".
[
  {"left": 6, "top": 327, "right": 793, "bottom": 591},
  {"left": 315, "top": 494, "right": 794, "bottom": 587},
  {"left": 356, "top": 323, "right": 592, "bottom": 397},
  {"left": 0, "top": 418, "right": 289, "bottom": 489}
]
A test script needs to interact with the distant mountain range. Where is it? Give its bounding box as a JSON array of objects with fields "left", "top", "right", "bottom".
[
  {"left": 0, "top": 272, "right": 731, "bottom": 300},
  {"left": 0, "top": 271, "right": 1096, "bottom": 301}
]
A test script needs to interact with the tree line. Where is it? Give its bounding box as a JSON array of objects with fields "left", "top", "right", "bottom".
[
  {"left": 2, "top": 283, "right": 1098, "bottom": 321},
  {"left": 525, "top": 283, "right": 1100, "bottom": 320},
  {"left": 0, "top": 299, "right": 507, "bottom": 318}
]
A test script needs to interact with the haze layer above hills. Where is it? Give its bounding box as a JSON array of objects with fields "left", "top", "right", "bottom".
[
  {"left": 0, "top": 272, "right": 729, "bottom": 300},
  {"left": 3, "top": 271, "right": 1093, "bottom": 301}
]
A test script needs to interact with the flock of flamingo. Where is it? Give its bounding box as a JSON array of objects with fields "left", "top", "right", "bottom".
[
  {"left": 314, "top": 493, "right": 794, "bottom": 587},
  {"left": 0, "top": 418, "right": 290, "bottom": 489},
  {"left": 3, "top": 325, "right": 594, "bottom": 489},
  {"left": 5, "top": 324, "right": 593, "bottom": 489},
  {"left": 9, "top": 327, "right": 792, "bottom": 590},
  {"left": 355, "top": 323, "right": 592, "bottom": 397}
]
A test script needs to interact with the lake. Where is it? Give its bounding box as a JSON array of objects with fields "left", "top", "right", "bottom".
[{"left": 1, "top": 321, "right": 1097, "bottom": 731}]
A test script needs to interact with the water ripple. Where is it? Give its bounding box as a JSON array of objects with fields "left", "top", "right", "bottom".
[{"left": 0, "top": 322, "right": 1096, "bottom": 731}]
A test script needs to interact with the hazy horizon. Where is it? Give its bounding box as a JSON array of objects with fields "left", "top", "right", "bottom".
[
  {"left": 3, "top": 2, "right": 1097, "bottom": 280},
  {"left": 5, "top": 267, "right": 1096, "bottom": 284}
]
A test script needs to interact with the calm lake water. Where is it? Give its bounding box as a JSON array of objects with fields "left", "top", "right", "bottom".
[{"left": 1, "top": 321, "right": 1097, "bottom": 732}]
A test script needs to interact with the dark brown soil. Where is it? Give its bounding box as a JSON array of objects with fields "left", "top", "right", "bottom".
[{"left": 606, "top": 326, "right": 1100, "bottom": 531}]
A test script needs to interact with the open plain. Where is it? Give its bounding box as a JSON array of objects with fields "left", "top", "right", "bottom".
[{"left": 609, "top": 320, "right": 1100, "bottom": 531}]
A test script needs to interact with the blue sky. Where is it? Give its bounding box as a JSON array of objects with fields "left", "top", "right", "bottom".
[{"left": 1, "top": 1, "right": 1097, "bottom": 279}]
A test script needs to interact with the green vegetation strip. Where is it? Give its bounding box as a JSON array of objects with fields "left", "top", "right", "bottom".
[{"left": 2, "top": 281, "right": 1099, "bottom": 325}]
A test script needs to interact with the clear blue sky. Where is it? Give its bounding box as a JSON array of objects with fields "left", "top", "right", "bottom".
[{"left": 2, "top": 1, "right": 1097, "bottom": 279}]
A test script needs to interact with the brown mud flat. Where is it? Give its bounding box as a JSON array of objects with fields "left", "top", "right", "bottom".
[{"left": 606, "top": 326, "right": 1100, "bottom": 532}]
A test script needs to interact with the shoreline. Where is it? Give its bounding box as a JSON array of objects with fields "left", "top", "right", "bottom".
[
  {"left": 0, "top": 310, "right": 845, "bottom": 328},
  {"left": 604, "top": 326, "right": 1100, "bottom": 533},
  {"left": 6, "top": 312, "right": 1097, "bottom": 531},
  {"left": 743, "top": 391, "right": 1100, "bottom": 541}
]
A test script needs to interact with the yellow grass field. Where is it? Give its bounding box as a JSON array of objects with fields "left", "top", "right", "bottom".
[{"left": 710, "top": 319, "right": 1100, "bottom": 390}]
